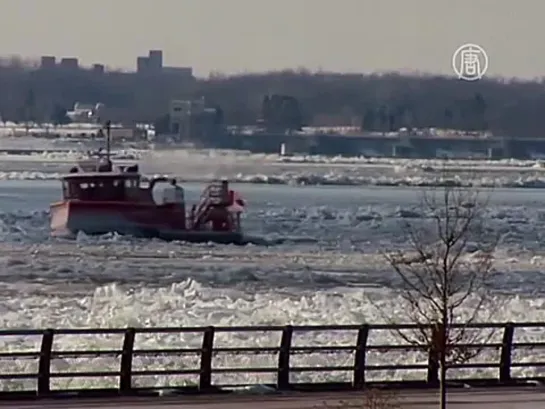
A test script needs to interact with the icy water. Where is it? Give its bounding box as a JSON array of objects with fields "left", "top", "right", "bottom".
[
  {"left": 1, "top": 180, "right": 545, "bottom": 388},
  {"left": 2, "top": 180, "right": 545, "bottom": 294}
]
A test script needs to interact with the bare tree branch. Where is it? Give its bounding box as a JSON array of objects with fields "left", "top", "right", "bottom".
[{"left": 369, "top": 163, "right": 502, "bottom": 408}]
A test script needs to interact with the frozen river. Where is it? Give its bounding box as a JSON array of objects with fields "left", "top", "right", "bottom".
[
  {"left": 3, "top": 180, "right": 545, "bottom": 300},
  {"left": 1, "top": 150, "right": 545, "bottom": 388}
]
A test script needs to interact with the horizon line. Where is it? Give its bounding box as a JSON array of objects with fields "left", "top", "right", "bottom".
[{"left": 0, "top": 55, "right": 541, "bottom": 83}]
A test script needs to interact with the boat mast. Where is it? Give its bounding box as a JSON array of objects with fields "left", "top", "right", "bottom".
[{"left": 105, "top": 120, "right": 111, "bottom": 164}]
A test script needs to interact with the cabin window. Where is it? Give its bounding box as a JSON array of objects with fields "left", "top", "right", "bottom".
[
  {"left": 63, "top": 179, "right": 117, "bottom": 200},
  {"left": 125, "top": 179, "right": 137, "bottom": 188},
  {"left": 62, "top": 181, "right": 85, "bottom": 199},
  {"left": 63, "top": 177, "right": 145, "bottom": 201}
]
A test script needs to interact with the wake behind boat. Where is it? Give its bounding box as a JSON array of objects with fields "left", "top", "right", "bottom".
[{"left": 49, "top": 122, "right": 251, "bottom": 244}]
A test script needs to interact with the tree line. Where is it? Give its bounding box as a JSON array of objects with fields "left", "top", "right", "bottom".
[{"left": 1, "top": 58, "right": 545, "bottom": 137}]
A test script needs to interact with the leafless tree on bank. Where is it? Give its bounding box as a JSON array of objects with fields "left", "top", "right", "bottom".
[{"left": 374, "top": 171, "right": 499, "bottom": 409}]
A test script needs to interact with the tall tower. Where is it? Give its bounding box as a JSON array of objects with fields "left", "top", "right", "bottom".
[
  {"left": 148, "top": 50, "right": 163, "bottom": 73},
  {"left": 137, "top": 56, "right": 149, "bottom": 73}
]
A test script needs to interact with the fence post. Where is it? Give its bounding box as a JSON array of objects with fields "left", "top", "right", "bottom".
[
  {"left": 277, "top": 325, "right": 293, "bottom": 391},
  {"left": 37, "top": 329, "right": 54, "bottom": 396},
  {"left": 119, "top": 328, "right": 136, "bottom": 394},
  {"left": 199, "top": 327, "right": 215, "bottom": 391},
  {"left": 427, "top": 325, "right": 440, "bottom": 386},
  {"left": 499, "top": 323, "right": 514, "bottom": 383},
  {"left": 353, "top": 325, "right": 369, "bottom": 389}
]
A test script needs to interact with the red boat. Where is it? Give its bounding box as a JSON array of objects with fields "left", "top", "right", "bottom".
[{"left": 50, "top": 124, "right": 247, "bottom": 244}]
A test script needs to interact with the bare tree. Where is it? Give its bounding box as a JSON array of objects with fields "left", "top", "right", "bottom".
[
  {"left": 318, "top": 388, "right": 400, "bottom": 409},
  {"left": 376, "top": 176, "right": 499, "bottom": 409}
]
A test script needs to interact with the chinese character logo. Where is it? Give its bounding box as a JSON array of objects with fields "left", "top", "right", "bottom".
[{"left": 452, "top": 43, "right": 488, "bottom": 81}]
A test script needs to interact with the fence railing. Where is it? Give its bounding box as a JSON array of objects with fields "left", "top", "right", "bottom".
[{"left": 0, "top": 322, "right": 544, "bottom": 398}]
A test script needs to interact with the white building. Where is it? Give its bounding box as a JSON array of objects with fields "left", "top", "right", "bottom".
[{"left": 66, "top": 102, "right": 105, "bottom": 123}]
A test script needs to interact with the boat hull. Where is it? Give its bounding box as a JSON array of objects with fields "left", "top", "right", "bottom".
[{"left": 50, "top": 200, "right": 246, "bottom": 244}]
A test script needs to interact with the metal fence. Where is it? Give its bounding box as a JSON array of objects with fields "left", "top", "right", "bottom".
[{"left": 0, "top": 322, "right": 543, "bottom": 398}]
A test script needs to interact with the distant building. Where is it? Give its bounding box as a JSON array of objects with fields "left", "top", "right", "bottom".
[
  {"left": 60, "top": 58, "right": 79, "bottom": 70},
  {"left": 148, "top": 50, "right": 163, "bottom": 72},
  {"left": 170, "top": 99, "right": 198, "bottom": 135},
  {"left": 66, "top": 102, "right": 105, "bottom": 123},
  {"left": 40, "top": 56, "right": 56, "bottom": 69},
  {"left": 137, "top": 56, "right": 149, "bottom": 74},
  {"left": 162, "top": 66, "right": 193, "bottom": 77},
  {"left": 168, "top": 98, "right": 222, "bottom": 140},
  {"left": 92, "top": 64, "right": 105, "bottom": 74},
  {"left": 135, "top": 50, "right": 193, "bottom": 77},
  {"left": 136, "top": 50, "right": 165, "bottom": 74}
]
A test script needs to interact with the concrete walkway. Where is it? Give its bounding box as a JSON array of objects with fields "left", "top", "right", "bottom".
[{"left": 1, "top": 388, "right": 545, "bottom": 408}]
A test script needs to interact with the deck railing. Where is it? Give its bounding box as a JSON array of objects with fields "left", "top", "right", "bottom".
[{"left": 0, "top": 322, "right": 543, "bottom": 398}]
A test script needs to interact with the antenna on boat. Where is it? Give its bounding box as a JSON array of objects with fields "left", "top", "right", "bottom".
[
  {"left": 92, "top": 120, "right": 113, "bottom": 172},
  {"left": 105, "top": 120, "right": 111, "bottom": 163}
]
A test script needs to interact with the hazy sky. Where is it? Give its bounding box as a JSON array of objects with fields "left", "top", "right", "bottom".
[{"left": 1, "top": 0, "right": 543, "bottom": 78}]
